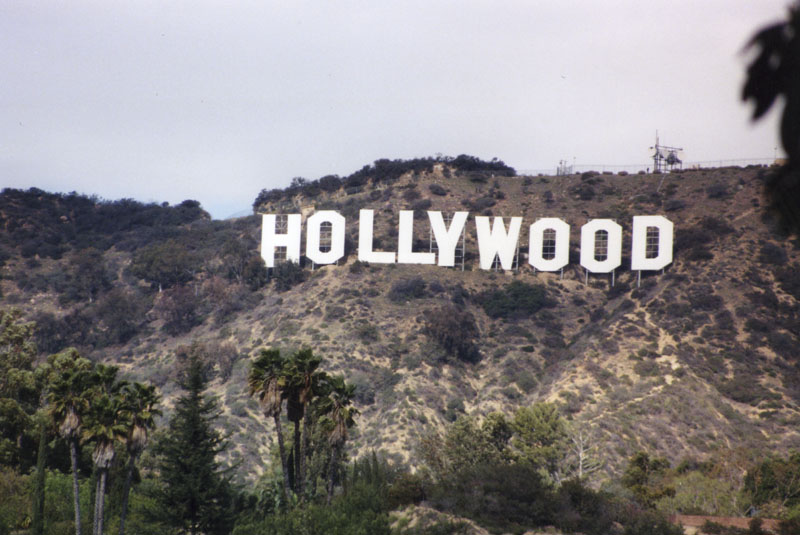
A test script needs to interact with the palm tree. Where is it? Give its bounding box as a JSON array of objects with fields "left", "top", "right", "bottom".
[
  {"left": 83, "top": 364, "right": 127, "bottom": 535},
  {"left": 118, "top": 382, "right": 161, "bottom": 535},
  {"left": 318, "top": 374, "right": 358, "bottom": 504},
  {"left": 285, "top": 348, "right": 322, "bottom": 497},
  {"left": 248, "top": 348, "right": 291, "bottom": 503},
  {"left": 48, "top": 349, "right": 93, "bottom": 535}
]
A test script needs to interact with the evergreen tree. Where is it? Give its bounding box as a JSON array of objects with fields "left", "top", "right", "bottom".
[{"left": 156, "top": 355, "right": 232, "bottom": 535}]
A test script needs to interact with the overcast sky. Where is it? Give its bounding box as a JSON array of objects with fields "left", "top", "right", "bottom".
[{"left": 0, "top": 1, "right": 791, "bottom": 219}]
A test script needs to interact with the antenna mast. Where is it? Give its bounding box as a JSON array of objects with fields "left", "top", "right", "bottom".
[{"left": 649, "top": 131, "right": 683, "bottom": 173}]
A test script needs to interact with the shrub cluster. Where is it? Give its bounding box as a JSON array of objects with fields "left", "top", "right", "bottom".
[
  {"left": 388, "top": 278, "right": 428, "bottom": 302},
  {"left": 422, "top": 304, "right": 481, "bottom": 363},
  {"left": 478, "top": 281, "right": 555, "bottom": 320}
]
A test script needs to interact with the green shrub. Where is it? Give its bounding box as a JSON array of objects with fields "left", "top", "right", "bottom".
[
  {"left": 422, "top": 305, "right": 481, "bottom": 364},
  {"left": 429, "top": 463, "right": 551, "bottom": 534},
  {"left": 387, "top": 473, "right": 428, "bottom": 509},
  {"left": 388, "top": 278, "right": 427, "bottom": 302},
  {"left": 428, "top": 184, "right": 447, "bottom": 196},
  {"left": 271, "top": 261, "right": 306, "bottom": 292},
  {"left": 759, "top": 243, "right": 789, "bottom": 265},
  {"left": 706, "top": 184, "right": 729, "bottom": 199},
  {"left": 623, "top": 510, "right": 683, "bottom": 535},
  {"left": 478, "top": 281, "right": 555, "bottom": 320}
]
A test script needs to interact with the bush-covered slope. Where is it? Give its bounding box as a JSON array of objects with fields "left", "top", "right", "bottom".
[{"left": 2, "top": 160, "right": 798, "bottom": 481}]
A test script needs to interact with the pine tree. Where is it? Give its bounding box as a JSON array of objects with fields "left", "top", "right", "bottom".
[{"left": 155, "top": 355, "right": 232, "bottom": 535}]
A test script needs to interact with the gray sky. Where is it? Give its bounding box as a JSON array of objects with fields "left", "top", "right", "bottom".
[{"left": 0, "top": 1, "right": 790, "bottom": 219}]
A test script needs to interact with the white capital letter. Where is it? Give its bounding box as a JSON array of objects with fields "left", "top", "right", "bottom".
[
  {"left": 528, "top": 218, "right": 570, "bottom": 271},
  {"left": 398, "top": 211, "right": 436, "bottom": 264},
  {"left": 306, "top": 211, "right": 346, "bottom": 265},
  {"left": 580, "top": 219, "right": 622, "bottom": 273},
  {"left": 358, "top": 209, "right": 396, "bottom": 264},
  {"left": 428, "top": 211, "right": 469, "bottom": 267},
  {"left": 475, "top": 216, "right": 522, "bottom": 270},
  {"left": 631, "top": 215, "right": 674, "bottom": 271},
  {"left": 261, "top": 214, "right": 301, "bottom": 268}
]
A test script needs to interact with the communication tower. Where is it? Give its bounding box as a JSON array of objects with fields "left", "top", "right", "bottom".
[{"left": 649, "top": 132, "right": 683, "bottom": 173}]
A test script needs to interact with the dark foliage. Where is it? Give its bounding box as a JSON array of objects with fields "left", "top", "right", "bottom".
[
  {"left": 387, "top": 472, "right": 427, "bottom": 509},
  {"left": 388, "top": 278, "right": 427, "bottom": 302},
  {"left": 318, "top": 174, "right": 343, "bottom": 192},
  {"left": 675, "top": 227, "right": 713, "bottom": 252},
  {"left": 745, "top": 452, "right": 800, "bottom": 509},
  {"left": 687, "top": 286, "right": 723, "bottom": 311},
  {"left": 0, "top": 188, "right": 208, "bottom": 257},
  {"left": 700, "top": 216, "right": 735, "bottom": 235},
  {"left": 411, "top": 198, "right": 433, "bottom": 213},
  {"left": 706, "top": 184, "right": 729, "bottom": 199},
  {"left": 776, "top": 262, "right": 800, "bottom": 299},
  {"left": 429, "top": 463, "right": 551, "bottom": 534},
  {"left": 743, "top": 4, "right": 800, "bottom": 234},
  {"left": 233, "top": 480, "right": 391, "bottom": 535},
  {"left": 32, "top": 309, "right": 95, "bottom": 353},
  {"left": 664, "top": 199, "right": 686, "bottom": 212},
  {"left": 155, "top": 356, "right": 234, "bottom": 535},
  {"left": 271, "top": 261, "right": 306, "bottom": 292},
  {"left": 156, "top": 285, "right": 203, "bottom": 335},
  {"left": 462, "top": 196, "right": 496, "bottom": 212},
  {"left": 402, "top": 187, "right": 421, "bottom": 202},
  {"left": 622, "top": 509, "right": 683, "bottom": 535},
  {"left": 242, "top": 256, "right": 269, "bottom": 291},
  {"left": 94, "top": 288, "right": 151, "bottom": 346},
  {"left": 478, "top": 281, "right": 555, "bottom": 320},
  {"left": 552, "top": 479, "right": 616, "bottom": 535},
  {"left": 422, "top": 304, "right": 481, "bottom": 363},
  {"left": 251, "top": 155, "right": 515, "bottom": 210},
  {"left": 717, "top": 374, "right": 780, "bottom": 405},
  {"left": 56, "top": 248, "right": 114, "bottom": 304},
  {"left": 130, "top": 239, "right": 201, "bottom": 291},
  {"left": 428, "top": 184, "right": 448, "bottom": 196},
  {"left": 449, "top": 154, "right": 515, "bottom": 176},
  {"left": 575, "top": 184, "right": 596, "bottom": 201},
  {"left": 251, "top": 188, "right": 285, "bottom": 209},
  {"left": 759, "top": 242, "right": 789, "bottom": 265}
]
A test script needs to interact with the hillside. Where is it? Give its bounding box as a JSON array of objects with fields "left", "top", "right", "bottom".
[{"left": 2, "top": 160, "right": 799, "bottom": 481}]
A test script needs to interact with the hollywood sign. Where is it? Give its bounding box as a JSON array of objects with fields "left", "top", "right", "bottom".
[{"left": 261, "top": 210, "right": 673, "bottom": 274}]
